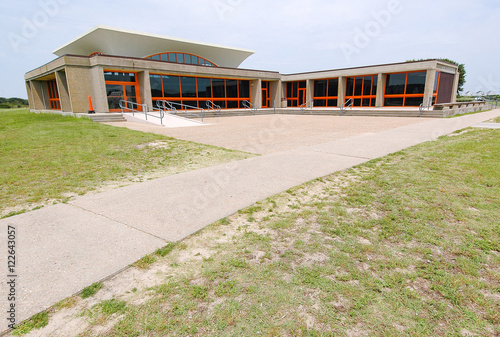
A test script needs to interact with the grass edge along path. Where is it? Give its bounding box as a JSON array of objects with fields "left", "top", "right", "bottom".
[
  {"left": 13, "top": 127, "right": 499, "bottom": 336},
  {"left": 0, "top": 109, "right": 255, "bottom": 218}
]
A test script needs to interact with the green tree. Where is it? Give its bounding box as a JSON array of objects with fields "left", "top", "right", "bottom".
[
  {"left": 407, "top": 59, "right": 466, "bottom": 94},
  {"left": 0, "top": 97, "right": 28, "bottom": 109}
]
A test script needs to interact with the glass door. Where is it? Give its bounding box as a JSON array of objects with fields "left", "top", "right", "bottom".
[
  {"left": 262, "top": 81, "right": 270, "bottom": 108},
  {"left": 106, "top": 84, "right": 124, "bottom": 111},
  {"left": 125, "top": 85, "right": 138, "bottom": 110},
  {"left": 104, "top": 71, "right": 141, "bottom": 112},
  {"left": 298, "top": 88, "right": 307, "bottom": 106}
]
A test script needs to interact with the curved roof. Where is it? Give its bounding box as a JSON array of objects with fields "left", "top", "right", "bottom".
[{"left": 53, "top": 26, "right": 254, "bottom": 68}]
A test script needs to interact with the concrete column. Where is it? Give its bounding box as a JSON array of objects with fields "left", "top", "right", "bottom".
[
  {"left": 55, "top": 70, "right": 72, "bottom": 112},
  {"left": 25, "top": 81, "right": 35, "bottom": 110},
  {"left": 375, "top": 73, "right": 385, "bottom": 107},
  {"left": 250, "top": 79, "right": 261, "bottom": 109},
  {"left": 30, "top": 81, "right": 48, "bottom": 110},
  {"left": 306, "top": 79, "right": 314, "bottom": 104},
  {"left": 90, "top": 66, "right": 108, "bottom": 113},
  {"left": 138, "top": 71, "right": 152, "bottom": 109},
  {"left": 423, "top": 69, "right": 437, "bottom": 106},
  {"left": 451, "top": 71, "right": 460, "bottom": 103},
  {"left": 270, "top": 81, "right": 280, "bottom": 108},
  {"left": 281, "top": 82, "right": 288, "bottom": 108},
  {"left": 338, "top": 76, "right": 345, "bottom": 107}
]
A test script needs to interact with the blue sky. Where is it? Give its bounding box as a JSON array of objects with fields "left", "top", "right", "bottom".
[{"left": 1, "top": 0, "right": 499, "bottom": 98}]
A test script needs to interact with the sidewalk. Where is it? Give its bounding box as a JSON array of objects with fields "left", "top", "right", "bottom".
[{"left": 1, "top": 109, "right": 499, "bottom": 331}]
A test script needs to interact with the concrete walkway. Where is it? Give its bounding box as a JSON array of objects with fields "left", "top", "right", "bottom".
[{"left": 1, "top": 109, "right": 499, "bottom": 332}]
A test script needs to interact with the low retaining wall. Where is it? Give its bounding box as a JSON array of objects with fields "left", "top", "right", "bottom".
[{"left": 433, "top": 101, "right": 490, "bottom": 117}]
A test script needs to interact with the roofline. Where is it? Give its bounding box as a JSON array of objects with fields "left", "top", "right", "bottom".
[
  {"left": 282, "top": 59, "right": 457, "bottom": 76},
  {"left": 25, "top": 54, "right": 281, "bottom": 78},
  {"left": 25, "top": 55, "right": 457, "bottom": 81},
  {"left": 52, "top": 25, "right": 255, "bottom": 56}
]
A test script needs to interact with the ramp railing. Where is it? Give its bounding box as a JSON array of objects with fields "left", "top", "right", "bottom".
[
  {"left": 119, "top": 100, "right": 164, "bottom": 125},
  {"left": 299, "top": 99, "right": 314, "bottom": 113},
  {"left": 340, "top": 98, "right": 353, "bottom": 116},
  {"left": 419, "top": 96, "right": 433, "bottom": 117},
  {"left": 157, "top": 100, "right": 205, "bottom": 122},
  {"left": 242, "top": 100, "right": 257, "bottom": 114},
  {"left": 206, "top": 100, "right": 221, "bottom": 117}
]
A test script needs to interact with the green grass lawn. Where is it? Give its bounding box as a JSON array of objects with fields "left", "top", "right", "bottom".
[
  {"left": 0, "top": 109, "right": 254, "bottom": 217},
  {"left": 17, "top": 127, "right": 499, "bottom": 336}
]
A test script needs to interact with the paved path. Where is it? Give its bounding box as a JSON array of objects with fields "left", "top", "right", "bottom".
[
  {"left": 106, "top": 114, "right": 433, "bottom": 154},
  {"left": 1, "top": 110, "right": 499, "bottom": 332}
]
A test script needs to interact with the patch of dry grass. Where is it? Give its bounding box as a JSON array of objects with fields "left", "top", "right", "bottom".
[{"left": 13, "top": 128, "right": 500, "bottom": 336}]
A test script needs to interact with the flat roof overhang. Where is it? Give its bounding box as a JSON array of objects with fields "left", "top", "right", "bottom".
[{"left": 53, "top": 26, "right": 254, "bottom": 68}]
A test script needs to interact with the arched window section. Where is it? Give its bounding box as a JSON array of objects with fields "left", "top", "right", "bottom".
[{"left": 145, "top": 52, "right": 218, "bottom": 67}]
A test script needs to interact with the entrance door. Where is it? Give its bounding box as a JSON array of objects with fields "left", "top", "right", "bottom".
[
  {"left": 298, "top": 88, "right": 307, "bottom": 106},
  {"left": 104, "top": 71, "right": 141, "bottom": 112},
  {"left": 106, "top": 84, "right": 141, "bottom": 112},
  {"left": 261, "top": 81, "right": 270, "bottom": 108}
]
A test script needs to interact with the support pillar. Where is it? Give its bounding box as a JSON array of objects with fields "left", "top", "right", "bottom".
[
  {"left": 138, "top": 71, "right": 152, "bottom": 109},
  {"left": 375, "top": 73, "right": 385, "bottom": 107},
  {"left": 423, "top": 69, "right": 437, "bottom": 106},
  {"left": 55, "top": 70, "right": 72, "bottom": 112},
  {"left": 338, "top": 76, "right": 345, "bottom": 107},
  {"left": 250, "top": 79, "right": 261, "bottom": 109}
]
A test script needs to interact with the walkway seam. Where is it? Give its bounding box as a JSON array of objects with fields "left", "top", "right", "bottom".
[
  {"left": 305, "top": 149, "right": 373, "bottom": 160},
  {"left": 67, "top": 203, "right": 169, "bottom": 243}
]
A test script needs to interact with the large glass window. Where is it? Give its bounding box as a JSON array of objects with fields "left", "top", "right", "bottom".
[
  {"left": 150, "top": 74, "right": 162, "bottom": 97},
  {"left": 145, "top": 52, "right": 217, "bottom": 67},
  {"left": 239, "top": 80, "right": 250, "bottom": 98},
  {"left": 314, "top": 80, "right": 327, "bottom": 97},
  {"left": 385, "top": 73, "right": 406, "bottom": 95},
  {"left": 181, "top": 76, "right": 197, "bottom": 98},
  {"left": 384, "top": 71, "right": 427, "bottom": 107},
  {"left": 328, "top": 79, "right": 338, "bottom": 97},
  {"left": 104, "top": 72, "right": 136, "bottom": 82},
  {"left": 197, "top": 78, "right": 211, "bottom": 98},
  {"left": 212, "top": 79, "right": 225, "bottom": 98},
  {"left": 344, "top": 75, "right": 378, "bottom": 107},
  {"left": 286, "top": 81, "right": 307, "bottom": 107},
  {"left": 162, "top": 76, "right": 180, "bottom": 97},
  {"left": 313, "top": 78, "right": 338, "bottom": 107},
  {"left": 406, "top": 72, "right": 426, "bottom": 94},
  {"left": 226, "top": 80, "right": 238, "bottom": 98},
  {"left": 150, "top": 74, "right": 250, "bottom": 109}
]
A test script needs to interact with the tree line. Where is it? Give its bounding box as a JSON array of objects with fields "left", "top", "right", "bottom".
[{"left": 0, "top": 97, "right": 29, "bottom": 109}]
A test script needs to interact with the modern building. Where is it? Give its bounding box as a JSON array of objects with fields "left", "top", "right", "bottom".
[{"left": 25, "top": 26, "right": 460, "bottom": 115}]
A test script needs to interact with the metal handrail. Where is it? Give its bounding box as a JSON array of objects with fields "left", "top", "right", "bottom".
[
  {"left": 119, "top": 100, "right": 164, "bottom": 125},
  {"left": 157, "top": 100, "right": 205, "bottom": 122},
  {"left": 206, "top": 100, "right": 221, "bottom": 117},
  {"left": 242, "top": 100, "right": 257, "bottom": 114},
  {"left": 340, "top": 98, "right": 353, "bottom": 116},
  {"left": 299, "top": 99, "right": 314, "bottom": 113},
  {"left": 485, "top": 97, "right": 499, "bottom": 109},
  {"left": 419, "top": 96, "right": 433, "bottom": 117}
]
